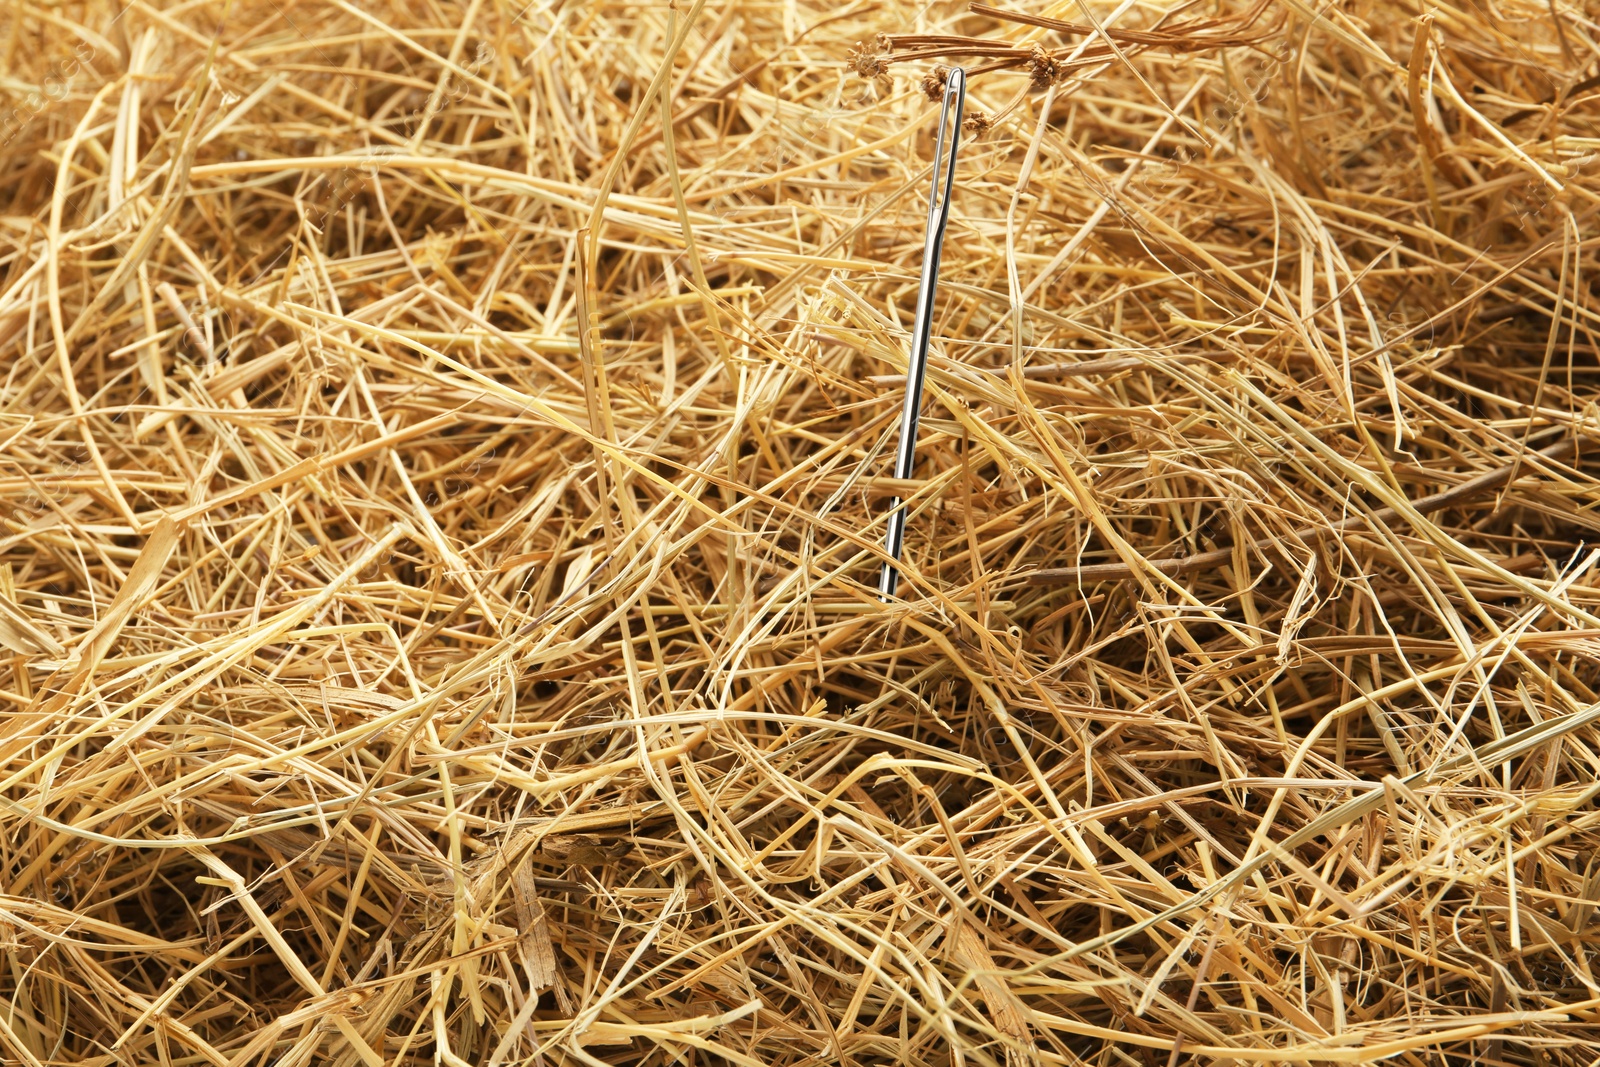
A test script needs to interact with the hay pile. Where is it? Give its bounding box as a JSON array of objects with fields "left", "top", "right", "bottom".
[{"left": 3, "top": 0, "right": 1600, "bottom": 1062}]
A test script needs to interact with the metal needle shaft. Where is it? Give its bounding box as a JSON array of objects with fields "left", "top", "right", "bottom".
[{"left": 880, "top": 67, "right": 965, "bottom": 601}]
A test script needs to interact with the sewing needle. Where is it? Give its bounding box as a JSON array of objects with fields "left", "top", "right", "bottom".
[{"left": 880, "top": 66, "right": 965, "bottom": 600}]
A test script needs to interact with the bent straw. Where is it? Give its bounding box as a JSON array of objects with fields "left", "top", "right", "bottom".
[{"left": 880, "top": 67, "right": 965, "bottom": 600}]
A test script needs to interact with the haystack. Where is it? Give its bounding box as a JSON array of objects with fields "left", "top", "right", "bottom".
[{"left": 2, "top": 0, "right": 1599, "bottom": 1063}]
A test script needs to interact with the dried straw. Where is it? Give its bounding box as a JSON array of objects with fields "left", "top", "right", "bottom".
[{"left": 3, "top": 0, "right": 1600, "bottom": 1063}]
